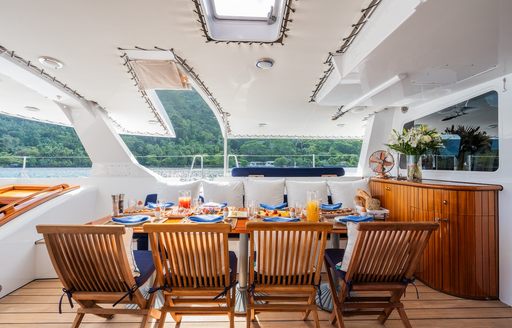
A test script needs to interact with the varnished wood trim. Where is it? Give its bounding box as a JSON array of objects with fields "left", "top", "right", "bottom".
[{"left": 371, "top": 178, "right": 503, "bottom": 191}]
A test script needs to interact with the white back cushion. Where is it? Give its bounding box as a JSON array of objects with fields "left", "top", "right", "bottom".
[
  {"left": 327, "top": 179, "right": 369, "bottom": 208},
  {"left": 286, "top": 180, "right": 328, "bottom": 206},
  {"left": 244, "top": 179, "right": 285, "bottom": 207},
  {"left": 340, "top": 222, "right": 359, "bottom": 272},
  {"left": 202, "top": 180, "right": 244, "bottom": 208},
  {"left": 161, "top": 180, "right": 201, "bottom": 203}
]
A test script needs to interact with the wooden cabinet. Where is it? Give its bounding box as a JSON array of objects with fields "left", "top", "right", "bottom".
[{"left": 370, "top": 178, "right": 502, "bottom": 299}]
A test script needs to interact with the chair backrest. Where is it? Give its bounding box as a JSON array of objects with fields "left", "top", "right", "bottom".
[
  {"left": 345, "top": 222, "right": 438, "bottom": 284},
  {"left": 144, "top": 223, "right": 232, "bottom": 289},
  {"left": 246, "top": 222, "right": 332, "bottom": 286},
  {"left": 36, "top": 225, "right": 136, "bottom": 293},
  {"left": 144, "top": 193, "right": 158, "bottom": 206}
]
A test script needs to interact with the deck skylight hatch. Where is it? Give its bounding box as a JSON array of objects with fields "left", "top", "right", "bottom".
[
  {"left": 194, "top": 0, "right": 294, "bottom": 43},
  {"left": 212, "top": 0, "right": 275, "bottom": 20}
]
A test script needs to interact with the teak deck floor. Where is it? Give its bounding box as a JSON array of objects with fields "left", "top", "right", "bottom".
[{"left": 1, "top": 279, "right": 512, "bottom": 327}]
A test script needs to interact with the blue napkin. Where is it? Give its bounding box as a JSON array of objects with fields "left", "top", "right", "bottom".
[
  {"left": 202, "top": 202, "right": 227, "bottom": 208},
  {"left": 112, "top": 215, "right": 149, "bottom": 224},
  {"left": 321, "top": 203, "right": 342, "bottom": 211},
  {"left": 189, "top": 215, "right": 224, "bottom": 223},
  {"left": 336, "top": 215, "right": 374, "bottom": 224},
  {"left": 263, "top": 217, "right": 300, "bottom": 223},
  {"left": 260, "top": 202, "right": 288, "bottom": 210},
  {"left": 146, "top": 202, "right": 174, "bottom": 209}
]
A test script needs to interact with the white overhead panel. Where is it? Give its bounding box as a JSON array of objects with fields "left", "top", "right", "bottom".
[
  {"left": 315, "top": 0, "right": 507, "bottom": 115},
  {"left": 0, "top": 72, "right": 70, "bottom": 126}
]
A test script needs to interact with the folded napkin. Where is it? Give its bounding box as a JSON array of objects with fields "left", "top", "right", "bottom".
[
  {"left": 262, "top": 217, "right": 300, "bottom": 223},
  {"left": 112, "top": 215, "right": 149, "bottom": 224},
  {"left": 321, "top": 203, "right": 342, "bottom": 211},
  {"left": 189, "top": 215, "right": 224, "bottom": 223},
  {"left": 146, "top": 202, "right": 174, "bottom": 209},
  {"left": 202, "top": 202, "right": 227, "bottom": 208},
  {"left": 260, "top": 202, "right": 288, "bottom": 210},
  {"left": 336, "top": 215, "right": 374, "bottom": 224}
]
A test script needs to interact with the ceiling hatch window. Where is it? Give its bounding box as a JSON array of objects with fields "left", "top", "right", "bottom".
[
  {"left": 197, "top": 0, "right": 290, "bottom": 43},
  {"left": 213, "top": 0, "right": 276, "bottom": 20}
]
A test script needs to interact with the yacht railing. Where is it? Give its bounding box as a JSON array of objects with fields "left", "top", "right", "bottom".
[{"left": 0, "top": 154, "right": 360, "bottom": 179}]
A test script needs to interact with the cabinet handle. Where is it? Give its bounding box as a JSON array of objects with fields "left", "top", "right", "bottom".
[
  {"left": 434, "top": 217, "right": 449, "bottom": 223},
  {"left": 443, "top": 200, "right": 448, "bottom": 205},
  {"left": 385, "top": 187, "right": 391, "bottom": 191}
]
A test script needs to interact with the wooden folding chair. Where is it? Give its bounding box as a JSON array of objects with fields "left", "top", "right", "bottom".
[
  {"left": 246, "top": 222, "right": 332, "bottom": 328},
  {"left": 324, "top": 222, "right": 438, "bottom": 328},
  {"left": 144, "top": 223, "right": 237, "bottom": 328},
  {"left": 36, "top": 225, "right": 160, "bottom": 328}
]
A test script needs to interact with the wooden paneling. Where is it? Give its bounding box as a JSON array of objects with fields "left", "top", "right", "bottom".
[{"left": 369, "top": 178, "right": 501, "bottom": 300}]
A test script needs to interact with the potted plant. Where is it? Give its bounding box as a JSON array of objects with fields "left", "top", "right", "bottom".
[
  {"left": 387, "top": 125, "right": 443, "bottom": 181},
  {"left": 444, "top": 125, "right": 491, "bottom": 170}
]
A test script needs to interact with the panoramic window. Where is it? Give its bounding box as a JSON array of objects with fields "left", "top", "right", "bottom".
[
  {"left": 403, "top": 91, "right": 499, "bottom": 172},
  {"left": 0, "top": 115, "right": 91, "bottom": 178},
  {"left": 122, "top": 89, "right": 362, "bottom": 180}
]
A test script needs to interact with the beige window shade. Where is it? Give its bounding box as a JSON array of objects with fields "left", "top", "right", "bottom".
[{"left": 131, "top": 60, "right": 190, "bottom": 90}]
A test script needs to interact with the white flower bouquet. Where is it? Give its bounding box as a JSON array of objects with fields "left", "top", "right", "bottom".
[{"left": 387, "top": 125, "right": 443, "bottom": 156}]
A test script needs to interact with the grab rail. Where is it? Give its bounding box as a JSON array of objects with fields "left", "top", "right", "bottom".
[
  {"left": 0, "top": 184, "right": 79, "bottom": 227},
  {"left": 188, "top": 155, "right": 204, "bottom": 180}
]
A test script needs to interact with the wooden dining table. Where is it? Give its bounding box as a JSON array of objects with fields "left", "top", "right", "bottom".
[{"left": 90, "top": 210, "right": 348, "bottom": 314}]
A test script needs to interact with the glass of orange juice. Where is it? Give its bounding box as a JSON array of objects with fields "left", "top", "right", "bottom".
[{"left": 306, "top": 191, "right": 320, "bottom": 222}]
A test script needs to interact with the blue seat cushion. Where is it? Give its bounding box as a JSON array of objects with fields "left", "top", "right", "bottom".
[
  {"left": 325, "top": 248, "right": 346, "bottom": 280},
  {"left": 134, "top": 250, "right": 155, "bottom": 286}
]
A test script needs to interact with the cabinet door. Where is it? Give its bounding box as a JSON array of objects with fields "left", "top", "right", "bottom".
[
  {"left": 412, "top": 205, "right": 443, "bottom": 290},
  {"left": 412, "top": 188, "right": 455, "bottom": 292},
  {"left": 447, "top": 190, "right": 499, "bottom": 298}
]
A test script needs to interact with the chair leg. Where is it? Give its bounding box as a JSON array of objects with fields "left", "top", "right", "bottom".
[
  {"left": 312, "top": 308, "right": 321, "bottom": 328},
  {"left": 397, "top": 306, "right": 412, "bottom": 328},
  {"left": 158, "top": 310, "right": 168, "bottom": 328},
  {"left": 71, "top": 312, "right": 85, "bottom": 328},
  {"left": 378, "top": 289, "right": 404, "bottom": 324},
  {"left": 324, "top": 258, "right": 344, "bottom": 328},
  {"left": 302, "top": 293, "right": 315, "bottom": 321},
  {"left": 166, "top": 295, "right": 182, "bottom": 323}
]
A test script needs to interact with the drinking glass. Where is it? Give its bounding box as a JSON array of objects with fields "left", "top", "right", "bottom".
[
  {"left": 178, "top": 190, "right": 192, "bottom": 209},
  {"left": 306, "top": 191, "right": 320, "bottom": 222},
  {"left": 294, "top": 202, "right": 303, "bottom": 219},
  {"left": 248, "top": 200, "right": 256, "bottom": 219}
]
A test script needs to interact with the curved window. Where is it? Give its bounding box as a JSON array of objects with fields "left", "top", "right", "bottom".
[
  {"left": 0, "top": 115, "right": 91, "bottom": 178},
  {"left": 122, "top": 89, "right": 363, "bottom": 180},
  {"left": 403, "top": 91, "right": 499, "bottom": 172}
]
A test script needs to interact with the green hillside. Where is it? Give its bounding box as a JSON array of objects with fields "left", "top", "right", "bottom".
[{"left": 0, "top": 90, "right": 362, "bottom": 168}]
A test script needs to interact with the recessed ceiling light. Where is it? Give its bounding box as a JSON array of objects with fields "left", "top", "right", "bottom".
[
  {"left": 258, "top": 122, "right": 268, "bottom": 127},
  {"left": 38, "top": 56, "right": 64, "bottom": 70},
  {"left": 24, "top": 106, "right": 40, "bottom": 112},
  {"left": 256, "top": 58, "right": 274, "bottom": 70},
  {"left": 336, "top": 123, "right": 345, "bottom": 127},
  {"left": 148, "top": 119, "right": 159, "bottom": 124}
]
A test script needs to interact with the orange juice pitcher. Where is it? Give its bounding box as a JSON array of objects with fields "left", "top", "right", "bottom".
[
  {"left": 178, "top": 190, "right": 192, "bottom": 209},
  {"left": 306, "top": 191, "right": 320, "bottom": 222}
]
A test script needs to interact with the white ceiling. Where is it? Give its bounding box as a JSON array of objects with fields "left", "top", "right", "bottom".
[
  {"left": 0, "top": 0, "right": 369, "bottom": 139},
  {"left": 0, "top": 73, "right": 68, "bottom": 125},
  {"left": 1, "top": 0, "right": 509, "bottom": 140}
]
